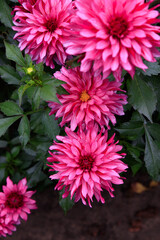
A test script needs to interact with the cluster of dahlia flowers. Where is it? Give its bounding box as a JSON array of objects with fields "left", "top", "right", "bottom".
[
  {"left": 12, "top": 0, "right": 160, "bottom": 207},
  {"left": 0, "top": 177, "right": 37, "bottom": 237},
  {"left": 13, "top": 0, "right": 160, "bottom": 75}
]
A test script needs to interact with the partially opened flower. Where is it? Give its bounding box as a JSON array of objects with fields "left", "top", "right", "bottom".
[
  {"left": 12, "top": 0, "right": 74, "bottom": 68},
  {"left": 0, "top": 206, "right": 17, "bottom": 237},
  {"left": 47, "top": 126, "right": 127, "bottom": 207},
  {"left": 48, "top": 67, "right": 127, "bottom": 131},
  {"left": 65, "top": 0, "right": 160, "bottom": 78},
  {"left": 0, "top": 177, "right": 37, "bottom": 223}
]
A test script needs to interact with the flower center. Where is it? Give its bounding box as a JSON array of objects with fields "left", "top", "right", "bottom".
[
  {"left": 45, "top": 19, "right": 57, "bottom": 33},
  {"left": 6, "top": 192, "right": 24, "bottom": 209},
  {"left": 108, "top": 16, "right": 128, "bottom": 38},
  {"left": 80, "top": 90, "right": 90, "bottom": 102},
  {"left": 79, "top": 155, "right": 94, "bottom": 170}
]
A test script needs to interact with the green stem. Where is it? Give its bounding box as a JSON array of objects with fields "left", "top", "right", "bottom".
[{"left": 25, "top": 107, "right": 45, "bottom": 116}]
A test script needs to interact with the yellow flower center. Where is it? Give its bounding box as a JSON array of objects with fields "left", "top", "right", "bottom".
[
  {"left": 80, "top": 90, "right": 90, "bottom": 102},
  {"left": 26, "top": 67, "right": 34, "bottom": 74}
]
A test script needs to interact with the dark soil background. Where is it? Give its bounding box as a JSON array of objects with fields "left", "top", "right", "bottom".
[{"left": 5, "top": 171, "right": 160, "bottom": 240}]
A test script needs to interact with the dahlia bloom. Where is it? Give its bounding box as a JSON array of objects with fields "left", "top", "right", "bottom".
[
  {"left": 0, "top": 177, "right": 37, "bottom": 223},
  {"left": 65, "top": 0, "right": 160, "bottom": 78},
  {"left": 0, "top": 206, "right": 17, "bottom": 237},
  {"left": 12, "top": 0, "right": 74, "bottom": 68},
  {"left": 48, "top": 67, "right": 127, "bottom": 131},
  {"left": 47, "top": 126, "right": 127, "bottom": 207},
  {"left": 15, "top": 0, "right": 37, "bottom": 11}
]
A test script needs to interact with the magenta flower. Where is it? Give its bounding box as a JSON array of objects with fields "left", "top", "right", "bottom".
[
  {"left": 0, "top": 206, "right": 17, "bottom": 237},
  {"left": 47, "top": 126, "right": 127, "bottom": 207},
  {"left": 48, "top": 67, "right": 127, "bottom": 131},
  {"left": 0, "top": 177, "right": 37, "bottom": 223},
  {"left": 65, "top": 0, "right": 160, "bottom": 78},
  {"left": 12, "top": 0, "right": 74, "bottom": 68},
  {"left": 16, "top": 0, "right": 37, "bottom": 10}
]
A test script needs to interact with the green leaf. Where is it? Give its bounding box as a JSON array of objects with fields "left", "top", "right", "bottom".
[
  {"left": 25, "top": 54, "right": 32, "bottom": 65},
  {"left": 35, "top": 62, "right": 44, "bottom": 72},
  {"left": 23, "top": 147, "right": 36, "bottom": 157},
  {"left": 0, "top": 0, "right": 12, "bottom": 28},
  {"left": 18, "top": 116, "right": 30, "bottom": 146},
  {"left": 0, "top": 65, "right": 21, "bottom": 85},
  {"left": 131, "top": 111, "right": 142, "bottom": 121},
  {"left": 40, "top": 84, "right": 59, "bottom": 102},
  {"left": 30, "top": 112, "right": 45, "bottom": 135},
  {"left": 126, "top": 144, "right": 142, "bottom": 163},
  {"left": 56, "top": 85, "right": 69, "bottom": 95},
  {"left": 145, "top": 75, "right": 160, "bottom": 112},
  {"left": 4, "top": 41, "right": 26, "bottom": 67},
  {"left": 127, "top": 75, "right": 157, "bottom": 122},
  {"left": 26, "top": 86, "right": 37, "bottom": 99},
  {"left": 18, "top": 84, "right": 31, "bottom": 105},
  {"left": 42, "top": 109, "right": 60, "bottom": 140},
  {"left": 0, "top": 101, "right": 23, "bottom": 116},
  {"left": 116, "top": 121, "right": 144, "bottom": 140},
  {"left": 11, "top": 146, "right": 21, "bottom": 158},
  {"left": 27, "top": 162, "right": 46, "bottom": 188},
  {"left": 0, "top": 116, "right": 21, "bottom": 137},
  {"left": 20, "top": 74, "right": 31, "bottom": 83},
  {"left": 30, "top": 137, "right": 50, "bottom": 152},
  {"left": 10, "top": 136, "right": 20, "bottom": 145},
  {"left": 141, "top": 61, "right": 160, "bottom": 76},
  {"left": 59, "top": 190, "right": 74, "bottom": 214},
  {"left": 26, "top": 87, "right": 41, "bottom": 110},
  {"left": 122, "top": 140, "right": 143, "bottom": 175},
  {"left": 43, "top": 76, "right": 65, "bottom": 85},
  {"left": 32, "top": 88, "right": 41, "bottom": 109},
  {"left": 146, "top": 123, "right": 160, "bottom": 142},
  {"left": 11, "top": 89, "right": 19, "bottom": 101},
  {"left": 131, "top": 163, "right": 143, "bottom": 175},
  {"left": 0, "top": 140, "right": 7, "bottom": 148},
  {"left": 144, "top": 126, "right": 160, "bottom": 180},
  {"left": 33, "top": 88, "right": 41, "bottom": 109}
]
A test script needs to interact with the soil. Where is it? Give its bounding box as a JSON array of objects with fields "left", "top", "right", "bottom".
[{"left": 5, "top": 171, "right": 160, "bottom": 240}]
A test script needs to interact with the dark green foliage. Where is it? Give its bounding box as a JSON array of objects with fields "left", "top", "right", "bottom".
[
  {"left": 0, "top": 65, "right": 21, "bottom": 84},
  {"left": 0, "top": 116, "right": 21, "bottom": 137},
  {"left": 127, "top": 74, "right": 157, "bottom": 122},
  {"left": 0, "top": 100, "right": 23, "bottom": 116},
  {"left": 18, "top": 116, "right": 30, "bottom": 146},
  {"left": 0, "top": 18, "right": 62, "bottom": 193},
  {"left": 0, "top": 0, "right": 13, "bottom": 28},
  {"left": 144, "top": 126, "right": 160, "bottom": 180},
  {"left": 4, "top": 41, "right": 26, "bottom": 66},
  {"left": 116, "top": 69, "right": 160, "bottom": 179},
  {"left": 59, "top": 190, "right": 74, "bottom": 214}
]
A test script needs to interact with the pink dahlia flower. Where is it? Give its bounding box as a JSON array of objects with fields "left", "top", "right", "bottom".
[
  {"left": 65, "top": 0, "right": 160, "bottom": 78},
  {"left": 48, "top": 67, "right": 127, "bottom": 131},
  {"left": 15, "top": 0, "right": 37, "bottom": 11},
  {"left": 12, "top": 0, "right": 74, "bottom": 68},
  {"left": 0, "top": 177, "right": 37, "bottom": 223},
  {"left": 0, "top": 206, "right": 17, "bottom": 237},
  {"left": 47, "top": 126, "right": 127, "bottom": 207}
]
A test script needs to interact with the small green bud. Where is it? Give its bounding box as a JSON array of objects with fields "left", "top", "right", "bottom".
[{"left": 27, "top": 80, "right": 35, "bottom": 86}]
